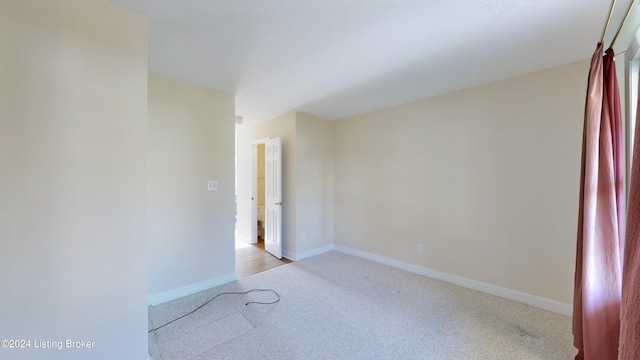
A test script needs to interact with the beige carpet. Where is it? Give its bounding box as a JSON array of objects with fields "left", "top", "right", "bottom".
[{"left": 148, "top": 251, "right": 575, "bottom": 359}]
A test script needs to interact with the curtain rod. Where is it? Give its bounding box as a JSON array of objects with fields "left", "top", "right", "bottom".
[
  {"left": 602, "top": 0, "right": 617, "bottom": 43},
  {"left": 611, "top": 0, "right": 637, "bottom": 48}
]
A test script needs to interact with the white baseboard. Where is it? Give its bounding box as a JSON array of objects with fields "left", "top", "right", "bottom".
[
  {"left": 148, "top": 273, "right": 237, "bottom": 306},
  {"left": 295, "top": 244, "right": 334, "bottom": 261},
  {"left": 235, "top": 231, "right": 253, "bottom": 244},
  {"left": 282, "top": 249, "right": 295, "bottom": 261},
  {"left": 284, "top": 244, "right": 334, "bottom": 261},
  {"left": 333, "top": 245, "right": 572, "bottom": 316}
]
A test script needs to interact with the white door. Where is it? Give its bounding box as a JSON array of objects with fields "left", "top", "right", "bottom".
[{"left": 264, "top": 137, "right": 282, "bottom": 259}]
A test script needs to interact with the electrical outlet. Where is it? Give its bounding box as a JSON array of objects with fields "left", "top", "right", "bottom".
[
  {"left": 207, "top": 180, "right": 218, "bottom": 191},
  {"left": 418, "top": 244, "right": 424, "bottom": 254},
  {"left": 302, "top": 232, "right": 308, "bottom": 242}
]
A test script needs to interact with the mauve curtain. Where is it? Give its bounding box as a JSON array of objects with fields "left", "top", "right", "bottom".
[
  {"left": 572, "top": 43, "right": 623, "bottom": 360},
  {"left": 619, "top": 64, "right": 640, "bottom": 360},
  {"left": 605, "top": 48, "right": 625, "bottom": 251}
]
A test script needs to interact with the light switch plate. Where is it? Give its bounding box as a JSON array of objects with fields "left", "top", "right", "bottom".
[{"left": 207, "top": 180, "right": 218, "bottom": 191}]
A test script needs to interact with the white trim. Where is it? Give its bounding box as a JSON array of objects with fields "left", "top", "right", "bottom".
[
  {"left": 249, "top": 138, "right": 270, "bottom": 246},
  {"left": 148, "top": 273, "right": 237, "bottom": 306},
  {"left": 625, "top": 28, "right": 640, "bottom": 205},
  {"left": 251, "top": 137, "right": 270, "bottom": 145},
  {"left": 235, "top": 230, "right": 252, "bottom": 244},
  {"left": 287, "top": 244, "right": 334, "bottom": 261},
  {"left": 250, "top": 143, "right": 258, "bottom": 245},
  {"left": 333, "top": 245, "right": 572, "bottom": 316},
  {"left": 282, "top": 248, "right": 295, "bottom": 261}
]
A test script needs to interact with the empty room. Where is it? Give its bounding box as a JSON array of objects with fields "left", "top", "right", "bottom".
[{"left": 2, "top": 0, "right": 640, "bottom": 359}]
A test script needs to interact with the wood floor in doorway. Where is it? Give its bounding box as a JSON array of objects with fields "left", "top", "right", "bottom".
[{"left": 235, "top": 237, "right": 292, "bottom": 279}]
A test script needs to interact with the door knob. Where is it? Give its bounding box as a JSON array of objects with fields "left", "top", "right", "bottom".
[{"left": 275, "top": 201, "right": 283, "bottom": 206}]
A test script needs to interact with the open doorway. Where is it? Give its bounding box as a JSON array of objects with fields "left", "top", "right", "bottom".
[
  {"left": 256, "top": 143, "right": 266, "bottom": 244},
  {"left": 235, "top": 137, "right": 289, "bottom": 278},
  {"left": 235, "top": 237, "right": 291, "bottom": 278}
]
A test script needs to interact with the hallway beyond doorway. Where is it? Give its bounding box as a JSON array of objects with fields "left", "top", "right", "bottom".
[{"left": 235, "top": 238, "right": 291, "bottom": 279}]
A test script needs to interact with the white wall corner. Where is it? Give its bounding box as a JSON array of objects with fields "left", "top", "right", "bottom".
[
  {"left": 285, "top": 244, "right": 334, "bottom": 261},
  {"left": 235, "top": 230, "right": 252, "bottom": 244},
  {"left": 333, "top": 245, "right": 573, "bottom": 316},
  {"left": 148, "top": 273, "right": 237, "bottom": 306},
  {"left": 282, "top": 249, "right": 294, "bottom": 261}
]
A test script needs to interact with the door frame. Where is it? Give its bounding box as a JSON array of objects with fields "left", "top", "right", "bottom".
[
  {"left": 250, "top": 138, "right": 270, "bottom": 245},
  {"left": 263, "top": 136, "right": 282, "bottom": 259}
]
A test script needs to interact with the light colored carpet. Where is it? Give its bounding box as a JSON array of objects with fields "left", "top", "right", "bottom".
[{"left": 148, "top": 251, "right": 575, "bottom": 359}]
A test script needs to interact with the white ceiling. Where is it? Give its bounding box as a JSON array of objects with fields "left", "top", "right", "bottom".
[{"left": 108, "top": 0, "right": 622, "bottom": 126}]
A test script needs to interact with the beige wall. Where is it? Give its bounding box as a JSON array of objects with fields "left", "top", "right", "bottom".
[
  {"left": 296, "top": 113, "right": 334, "bottom": 254},
  {"left": 333, "top": 59, "right": 588, "bottom": 304},
  {"left": 236, "top": 112, "right": 334, "bottom": 259},
  {"left": 148, "top": 75, "right": 235, "bottom": 300},
  {"left": 0, "top": 1, "right": 149, "bottom": 359},
  {"left": 236, "top": 113, "right": 297, "bottom": 252}
]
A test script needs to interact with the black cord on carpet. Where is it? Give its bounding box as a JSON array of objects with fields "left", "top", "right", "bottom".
[{"left": 148, "top": 288, "right": 280, "bottom": 333}]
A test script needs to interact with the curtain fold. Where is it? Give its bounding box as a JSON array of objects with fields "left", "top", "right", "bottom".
[
  {"left": 604, "top": 48, "right": 625, "bottom": 256},
  {"left": 572, "top": 43, "right": 623, "bottom": 360},
  {"left": 619, "top": 63, "right": 640, "bottom": 360}
]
